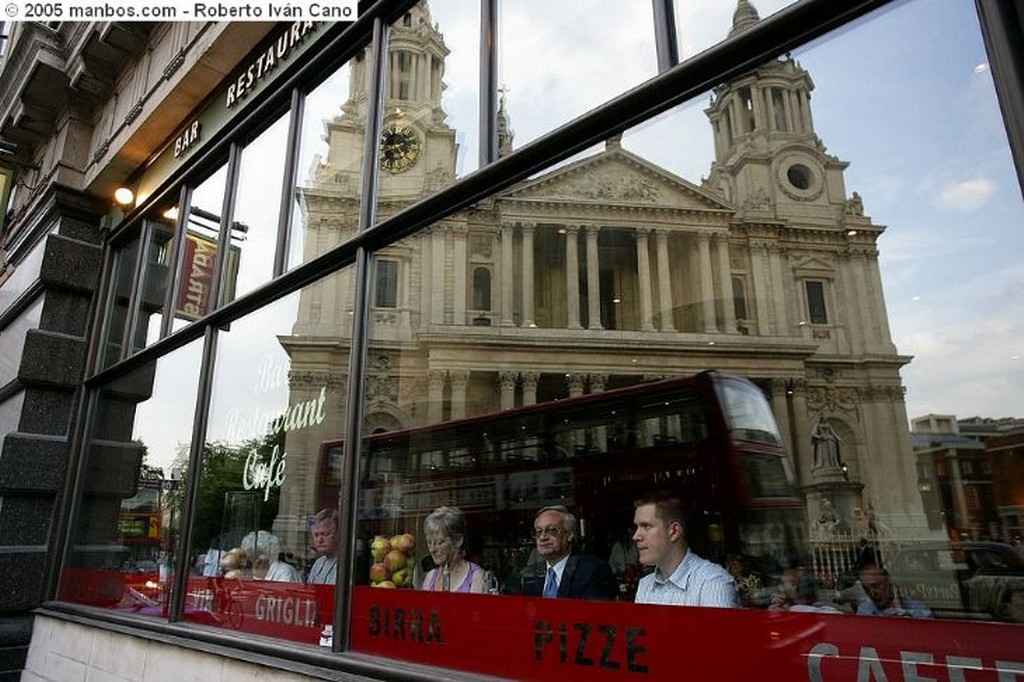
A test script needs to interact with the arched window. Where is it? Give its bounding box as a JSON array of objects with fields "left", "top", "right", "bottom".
[{"left": 472, "top": 267, "right": 492, "bottom": 311}]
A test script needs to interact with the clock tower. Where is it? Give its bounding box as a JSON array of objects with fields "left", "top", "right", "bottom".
[
  {"left": 703, "top": 0, "right": 860, "bottom": 231},
  {"left": 312, "top": 1, "right": 459, "bottom": 208}
]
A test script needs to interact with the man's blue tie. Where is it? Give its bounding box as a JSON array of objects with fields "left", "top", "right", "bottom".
[{"left": 543, "top": 567, "right": 558, "bottom": 598}]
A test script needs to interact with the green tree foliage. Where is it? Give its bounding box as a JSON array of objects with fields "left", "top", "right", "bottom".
[{"left": 168, "top": 432, "right": 283, "bottom": 554}]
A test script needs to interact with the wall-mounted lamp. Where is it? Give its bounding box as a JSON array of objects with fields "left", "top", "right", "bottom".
[
  {"left": 845, "top": 229, "right": 858, "bottom": 237},
  {"left": 114, "top": 186, "right": 135, "bottom": 207}
]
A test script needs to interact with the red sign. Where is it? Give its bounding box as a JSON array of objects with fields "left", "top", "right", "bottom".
[
  {"left": 350, "top": 588, "right": 1024, "bottom": 681},
  {"left": 180, "top": 577, "right": 334, "bottom": 644},
  {"left": 175, "top": 232, "right": 218, "bottom": 321}
]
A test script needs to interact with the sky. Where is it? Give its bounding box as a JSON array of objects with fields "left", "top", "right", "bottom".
[{"left": 137, "top": 0, "right": 1024, "bottom": 473}]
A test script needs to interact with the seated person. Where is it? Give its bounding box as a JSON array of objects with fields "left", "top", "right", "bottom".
[
  {"left": 241, "top": 530, "right": 300, "bottom": 582},
  {"left": 768, "top": 566, "right": 840, "bottom": 613},
  {"left": 856, "top": 563, "right": 931, "bottom": 618},
  {"left": 632, "top": 491, "right": 738, "bottom": 607},
  {"left": 521, "top": 505, "right": 618, "bottom": 600},
  {"left": 420, "top": 506, "right": 485, "bottom": 593}
]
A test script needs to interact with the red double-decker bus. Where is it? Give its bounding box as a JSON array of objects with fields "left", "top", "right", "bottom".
[{"left": 321, "top": 370, "right": 805, "bottom": 600}]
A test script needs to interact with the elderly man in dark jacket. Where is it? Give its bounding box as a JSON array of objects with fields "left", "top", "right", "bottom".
[{"left": 520, "top": 505, "right": 619, "bottom": 600}]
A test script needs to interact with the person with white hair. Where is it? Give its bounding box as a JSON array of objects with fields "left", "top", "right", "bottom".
[{"left": 241, "top": 530, "right": 300, "bottom": 582}]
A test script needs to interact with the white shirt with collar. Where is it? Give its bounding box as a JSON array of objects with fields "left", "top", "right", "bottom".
[
  {"left": 634, "top": 550, "right": 738, "bottom": 607},
  {"left": 547, "top": 554, "right": 570, "bottom": 590}
]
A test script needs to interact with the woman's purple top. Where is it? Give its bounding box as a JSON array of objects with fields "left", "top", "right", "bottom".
[{"left": 424, "top": 561, "right": 481, "bottom": 592}]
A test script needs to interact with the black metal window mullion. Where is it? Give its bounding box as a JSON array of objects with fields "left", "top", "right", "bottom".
[
  {"left": 974, "top": 0, "right": 1024, "bottom": 196},
  {"left": 168, "top": 325, "right": 219, "bottom": 623},
  {"left": 159, "top": 185, "right": 192, "bottom": 340},
  {"left": 652, "top": 0, "right": 679, "bottom": 72},
  {"left": 274, "top": 87, "right": 305, "bottom": 278},
  {"left": 479, "top": 0, "right": 498, "bottom": 167},
  {"left": 121, "top": 220, "right": 155, "bottom": 360},
  {"left": 109, "top": 223, "right": 149, "bottom": 363},
  {"left": 335, "top": 14, "right": 389, "bottom": 654},
  {"left": 210, "top": 143, "right": 243, "bottom": 310}
]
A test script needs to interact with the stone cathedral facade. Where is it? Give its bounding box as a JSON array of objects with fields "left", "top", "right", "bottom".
[{"left": 274, "top": 1, "right": 931, "bottom": 546}]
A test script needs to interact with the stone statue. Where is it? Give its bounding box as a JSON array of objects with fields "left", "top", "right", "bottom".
[{"left": 811, "top": 419, "right": 842, "bottom": 470}]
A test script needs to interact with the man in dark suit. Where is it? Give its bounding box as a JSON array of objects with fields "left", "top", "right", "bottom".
[{"left": 520, "top": 505, "right": 619, "bottom": 600}]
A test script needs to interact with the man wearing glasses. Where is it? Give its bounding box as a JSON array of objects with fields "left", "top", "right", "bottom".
[{"left": 520, "top": 505, "right": 618, "bottom": 600}]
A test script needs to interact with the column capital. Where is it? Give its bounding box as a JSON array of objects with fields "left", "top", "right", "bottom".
[
  {"left": 563, "top": 224, "right": 580, "bottom": 236},
  {"left": 449, "top": 369, "right": 470, "bottom": 387},
  {"left": 589, "top": 373, "right": 608, "bottom": 391},
  {"left": 521, "top": 371, "right": 541, "bottom": 386},
  {"left": 427, "top": 369, "right": 448, "bottom": 388},
  {"left": 498, "top": 371, "right": 519, "bottom": 390},
  {"left": 566, "top": 373, "right": 586, "bottom": 394}
]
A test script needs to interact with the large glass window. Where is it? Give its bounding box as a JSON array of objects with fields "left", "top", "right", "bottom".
[
  {"left": 290, "top": 61, "right": 358, "bottom": 270},
  {"left": 499, "top": 1, "right": 657, "bottom": 150},
  {"left": 332, "top": 0, "right": 1020, "bottom": 677},
  {"left": 229, "top": 114, "right": 291, "bottom": 302},
  {"left": 171, "top": 164, "right": 228, "bottom": 333},
  {"left": 181, "top": 268, "right": 353, "bottom": 643},
  {"left": 66, "top": 0, "right": 1024, "bottom": 677},
  {"left": 374, "top": 1, "right": 481, "bottom": 221},
  {"left": 58, "top": 338, "right": 203, "bottom": 617}
]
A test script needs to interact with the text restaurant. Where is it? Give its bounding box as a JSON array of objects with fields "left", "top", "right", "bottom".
[{"left": 15, "top": 0, "right": 1024, "bottom": 680}]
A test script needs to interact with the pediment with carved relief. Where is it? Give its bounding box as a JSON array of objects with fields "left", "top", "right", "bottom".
[{"left": 500, "top": 149, "right": 734, "bottom": 213}]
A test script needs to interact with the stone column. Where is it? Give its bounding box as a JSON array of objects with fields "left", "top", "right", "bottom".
[
  {"left": 431, "top": 227, "right": 445, "bottom": 325},
  {"left": 716, "top": 234, "right": 736, "bottom": 333},
  {"left": 750, "top": 241, "right": 772, "bottom": 335},
  {"left": 655, "top": 229, "right": 675, "bottom": 332},
  {"left": 789, "top": 380, "right": 812, "bottom": 487},
  {"left": 500, "top": 222, "right": 515, "bottom": 326},
  {"left": 499, "top": 371, "right": 517, "bottom": 410},
  {"left": 567, "top": 373, "right": 586, "bottom": 398},
  {"left": 564, "top": 226, "right": 582, "bottom": 329},
  {"left": 449, "top": 370, "right": 469, "bottom": 420},
  {"left": 419, "top": 234, "right": 432, "bottom": 329},
  {"left": 452, "top": 225, "right": 467, "bottom": 326},
  {"left": 521, "top": 371, "right": 540, "bottom": 406},
  {"left": 427, "top": 369, "right": 446, "bottom": 424},
  {"left": 866, "top": 251, "right": 894, "bottom": 350},
  {"left": 768, "top": 245, "right": 789, "bottom": 332},
  {"left": 851, "top": 249, "right": 874, "bottom": 350},
  {"left": 697, "top": 232, "right": 717, "bottom": 332},
  {"left": 770, "top": 379, "right": 794, "bottom": 463},
  {"left": 590, "top": 374, "right": 608, "bottom": 452},
  {"left": 521, "top": 223, "right": 536, "bottom": 328},
  {"left": 635, "top": 228, "right": 655, "bottom": 332},
  {"left": 585, "top": 225, "right": 603, "bottom": 330}
]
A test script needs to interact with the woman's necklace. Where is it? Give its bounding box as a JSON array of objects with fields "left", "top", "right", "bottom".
[{"left": 441, "top": 558, "right": 465, "bottom": 592}]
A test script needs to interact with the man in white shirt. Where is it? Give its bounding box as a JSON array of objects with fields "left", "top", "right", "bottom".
[{"left": 632, "top": 492, "right": 738, "bottom": 607}]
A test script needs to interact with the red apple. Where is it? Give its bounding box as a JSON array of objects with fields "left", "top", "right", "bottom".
[
  {"left": 384, "top": 549, "right": 407, "bottom": 573},
  {"left": 369, "top": 562, "right": 389, "bottom": 584},
  {"left": 396, "top": 533, "right": 416, "bottom": 554}
]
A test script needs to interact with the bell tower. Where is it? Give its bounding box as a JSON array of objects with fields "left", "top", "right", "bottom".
[
  {"left": 704, "top": 0, "right": 858, "bottom": 228},
  {"left": 313, "top": 1, "right": 459, "bottom": 206}
]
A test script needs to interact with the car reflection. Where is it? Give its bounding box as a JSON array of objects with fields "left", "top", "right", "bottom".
[{"left": 886, "top": 541, "right": 1024, "bottom": 622}]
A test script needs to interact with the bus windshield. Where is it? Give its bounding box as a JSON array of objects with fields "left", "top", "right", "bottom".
[{"left": 715, "top": 376, "right": 783, "bottom": 446}]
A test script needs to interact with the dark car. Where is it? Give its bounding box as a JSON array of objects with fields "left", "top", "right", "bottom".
[{"left": 886, "top": 541, "right": 1024, "bottom": 622}]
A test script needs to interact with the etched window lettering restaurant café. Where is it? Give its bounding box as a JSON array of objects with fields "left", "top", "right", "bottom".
[{"left": 0, "top": 1, "right": 1022, "bottom": 680}]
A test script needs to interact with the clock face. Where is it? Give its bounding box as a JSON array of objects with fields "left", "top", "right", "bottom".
[{"left": 380, "top": 124, "right": 421, "bottom": 173}]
